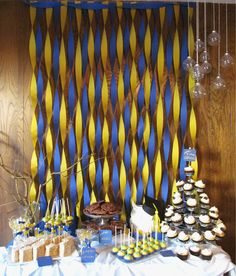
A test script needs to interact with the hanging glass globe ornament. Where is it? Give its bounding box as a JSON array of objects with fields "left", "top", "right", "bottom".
[
  {"left": 195, "top": 39, "right": 205, "bottom": 52},
  {"left": 211, "top": 75, "right": 226, "bottom": 91},
  {"left": 208, "top": 30, "right": 220, "bottom": 46},
  {"left": 201, "top": 60, "right": 212, "bottom": 74},
  {"left": 191, "top": 82, "right": 206, "bottom": 99},
  {"left": 200, "top": 50, "right": 210, "bottom": 63},
  {"left": 183, "top": 56, "right": 196, "bottom": 71},
  {"left": 191, "top": 63, "right": 204, "bottom": 81},
  {"left": 220, "top": 52, "right": 234, "bottom": 68}
]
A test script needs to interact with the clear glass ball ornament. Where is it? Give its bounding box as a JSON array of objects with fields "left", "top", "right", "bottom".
[
  {"left": 220, "top": 52, "right": 234, "bottom": 68},
  {"left": 191, "top": 63, "right": 204, "bottom": 81},
  {"left": 200, "top": 50, "right": 210, "bottom": 63},
  {"left": 183, "top": 56, "right": 196, "bottom": 71},
  {"left": 211, "top": 75, "right": 226, "bottom": 91},
  {"left": 191, "top": 82, "right": 207, "bottom": 99},
  {"left": 195, "top": 39, "right": 205, "bottom": 52},
  {"left": 208, "top": 30, "right": 220, "bottom": 46},
  {"left": 201, "top": 60, "right": 212, "bottom": 74}
]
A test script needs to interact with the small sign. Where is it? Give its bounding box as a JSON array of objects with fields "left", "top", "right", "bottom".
[
  {"left": 81, "top": 247, "right": 96, "bottom": 263},
  {"left": 184, "top": 148, "right": 196, "bottom": 161},
  {"left": 159, "top": 250, "right": 175, "bottom": 257},
  {"left": 37, "top": 256, "right": 53, "bottom": 267},
  {"left": 99, "top": 229, "right": 112, "bottom": 245}
]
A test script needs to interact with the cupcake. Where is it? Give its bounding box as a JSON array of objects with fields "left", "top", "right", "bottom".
[
  {"left": 213, "top": 227, "right": 225, "bottom": 239},
  {"left": 183, "top": 183, "right": 194, "bottom": 196},
  {"left": 187, "top": 178, "right": 195, "bottom": 185},
  {"left": 166, "top": 205, "right": 175, "bottom": 212},
  {"left": 189, "top": 246, "right": 201, "bottom": 256},
  {"left": 165, "top": 209, "right": 174, "bottom": 222},
  {"left": 200, "top": 195, "right": 210, "bottom": 210},
  {"left": 161, "top": 224, "right": 170, "bottom": 234},
  {"left": 204, "top": 230, "right": 216, "bottom": 242},
  {"left": 191, "top": 232, "right": 203, "bottom": 243},
  {"left": 172, "top": 194, "right": 184, "bottom": 209},
  {"left": 184, "top": 215, "right": 196, "bottom": 229},
  {"left": 178, "top": 231, "right": 190, "bottom": 243},
  {"left": 209, "top": 210, "right": 219, "bottom": 222},
  {"left": 194, "top": 180, "right": 205, "bottom": 193},
  {"left": 133, "top": 251, "right": 142, "bottom": 259},
  {"left": 199, "top": 214, "right": 211, "bottom": 228},
  {"left": 124, "top": 254, "right": 133, "bottom": 262},
  {"left": 171, "top": 213, "right": 183, "bottom": 227},
  {"left": 176, "top": 180, "right": 185, "bottom": 192},
  {"left": 176, "top": 247, "right": 189, "bottom": 260},
  {"left": 184, "top": 166, "right": 194, "bottom": 176},
  {"left": 201, "top": 248, "right": 213, "bottom": 260},
  {"left": 209, "top": 206, "right": 219, "bottom": 214},
  {"left": 216, "top": 220, "right": 226, "bottom": 232},
  {"left": 186, "top": 197, "right": 197, "bottom": 212},
  {"left": 167, "top": 227, "right": 178, "bottom": 239}
]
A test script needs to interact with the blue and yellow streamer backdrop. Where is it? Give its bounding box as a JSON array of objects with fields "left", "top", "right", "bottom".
[{"left": 28, "top": 1, "right": 197, "bottom": 222}]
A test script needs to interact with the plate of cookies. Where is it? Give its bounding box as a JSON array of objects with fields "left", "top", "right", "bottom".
[{"left": 83, "top": 201, "right": 121, "bottom": 219}]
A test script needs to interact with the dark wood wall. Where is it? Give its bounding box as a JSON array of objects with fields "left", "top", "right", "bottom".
[{"left": 0, "top": 1, "right": 235, "bottom": 262}]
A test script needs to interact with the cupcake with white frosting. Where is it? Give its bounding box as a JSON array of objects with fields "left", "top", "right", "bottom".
[
  {"left": 176, "top": 180, "right": 185, "bottom": 192},
  {"left": 204, "top": 230, "right": 216, "bottom": 242},
  {"left": 191, "top": 232, "right": 203, "bottom": 243},
  {"left": 189, "top": 245, "right": 201, "bottom": 256},
  {"left": 165, "top": 209, "right": 174, "bottom": 222},
  {"left": 201, "top": 248, "right": 213, "bottom": 260},
  {"left": 167, "top": 227, "right": 178, "bottom": 239},
  {"left": 171, "top": 213, "right": 183, "bottom": 227},
  {"left": 199, "top": 214, "right": 211, "bottom": 228},
  {"left": 200, "top": 195, "right": 210, "bottom": 211},
  {"left": 178, "top": 231, "right": 189, "bottom": 243},
  {"left": 172, "top": 193, "right": 184, "bottom": 209},
  {"left": 194, "top": 180, "right": 206, "bottom": 193},
  {"left": 183, "top": 183, "right": 194, "bottom": 196},
  {"left": 184, "top": 215, "right": 196, "bottom": 229},
  {"left": 213, "top": 227, "right": 225, "bottom": 239},
  {"left": 216, "top": 220, "right": 226, "bottom": 232},
  {"left": 184, "top": 166, "right": 194, "bottom": 177},
  {"left": 186, "top": 197, "right": 197, "bottom": 212},
  {"left": 161, "top": 222, "right": 170, "bottom": 234},
  {"left": 209, "top": 209, "right": 219, "bottom": 222},
  {"left": 176, "top": 247, "right": 189, "bottom": 260}
]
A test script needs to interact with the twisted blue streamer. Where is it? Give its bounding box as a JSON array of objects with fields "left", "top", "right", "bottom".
[
  {"left": 161, "top": 170, "right": 169, "bottom": 204},
  {"left": 82, "top": 136, "right": 89, "bottom": 170},
  {"left": 148, "top": 126, "right": 156, "bottom": 164},
  {"left": 53, "top": 6, "right": 60, "bottom": 26},
  {"left": 166, "top": 36, "right": 173, "bottom": 73},
  {"left": 109, "top": 27, "right": 116, "bottom": 70},
  {"left": 69, "top": 127, "right": 76, "bottom": 164},
  {"left": 68, "top": 78, "right": 75, "bottom": 119},
  {"left": 95, "top": 115, "right": 102, "bottom": 151},
  {"left": 53, "top": 37, "right": 59, "bottom": 84},
  {"left": 124, "top": 140, "right": 131, "bottom": 174},
  {"left": 124, "top": 62, "right": 130, "bottom": 97},
  {"left": 137, "top": 84, "right": 144, "bottom": 112},
  {"left": 95, "top": 71, "right": 101, "bottom": 107},
  {"left": 147, "top": 175, "right": 154, "bottom": 198},
  {"left": 165, "top": 79, "right": 172, "bottom": 118},
  {"left": 111, "top": 118, "right": 118, "bottom": 153},
  {"left": 181, "top": 7, "right": 188, "bottom": 77},
  {"left": 167, "top": 5, "right": 173, "bottom": 27},
  {"left": 123, "top": 17, "right": 130, "bottom": 57},
  {"left": 53, "top": 141, "right": 61, "bottom": 193},
  {"left": 37, "top": 108, "right": 44, "bottom": 146},
  {"left": 37, "top": 69, "right": 44, "bottom": 104},
  {"left": 83, "top": 182, "right": 90, "bottom": 207},
  {"left": 150, "top": 77, "right": 157, "bottom": 116},
  {"left": 179, "top": 144, "right": 185, "bottom": 180},
  {"left": 36, "top": 23, "right": 42, "bottom": 62},
  {"left": 137, "top": 177, "right": 143, "bottom": 204},
  {"left": 96, "top": 160, "right": 102, "bottom": 199},
  {"left": 94, "top": 25, "right": 101, "bottom": 65},
  {"left": 180, "top": 88, "right": 187, "bottom": 139},
  {"left": 138, "top": 147, "right": 144, "bottom": 171},
  {"left": 38, "top": 147, "right": 45, "bottom": 185},
  {"left": 40, "top": 192, "right": 47, "bottom": 217},
  {"left": 53, "top": 89, "right": 60, "bottom": 135},
  {"left": 151, "top": 27, "right": 158, "bottom": 70},
  {"left": 138, "top": 52, "right": 145, "bottom": 80},
  {"left": 82, "top": 24, "right": 88, "bottom": 76},
  {"left": 125, "top": 180, "right": 131, "bottom": 214},
  {"left": 112, "top": 160, "right": 119, "bottom": 202},
  {"left": 163, "top": 125, "right": 170, "bottom": 163},
  {"left": 81, "top": 85, "right": 88, "bottom": 128},
  {"left": 138, "top": 14, "right": 145, "bottom": 48},
  {"left": 137, "top": 115, "right": 144, "bottom": 143},
  {"left": 70, "top": 172, "right": 77, "bottom": 215},
  {"left": 124, "top": 101, "right": 130, "bottom": 136},
  {"left": 110, "top": 73, "right": 117, "bottom": 112},
  {"left": 68, "top": 26, "right": 75, "bottom": 70}
]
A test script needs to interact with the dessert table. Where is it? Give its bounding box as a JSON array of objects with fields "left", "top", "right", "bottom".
[{"left": 0, "top": 244, "right": 235, "bottom": 276}]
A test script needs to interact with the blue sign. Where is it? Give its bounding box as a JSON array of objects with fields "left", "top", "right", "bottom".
[
  {"left": 81, "top": 247, "right": 96, "bottom": 263},
  {"left": 37, "top": 256, "right": 53, "bottom": 267},
  {"left": 99, "top": 229, "right": 112, "bottom": 245},
  {"left": 184, "top": 148, "right": 196, "bottom": 161}
]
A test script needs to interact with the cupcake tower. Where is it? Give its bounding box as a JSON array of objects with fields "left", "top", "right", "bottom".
[
  {"left": 111, "top": 227, "right": 166, "bottom": 262},
  {"left": 161, "top": 163, "right": 226, "bottom": 260}
]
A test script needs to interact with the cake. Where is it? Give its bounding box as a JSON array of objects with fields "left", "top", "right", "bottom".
[
  {"left": 204, "top": 230, "right": 216, "bottom": 242},
  {"left": 11, "top": 246, "right": 20, "bottom": 263},
  {"left": 189, "top": 246, "right": 201, "bottom": 256},
  {"left": 33, "top": 241, "right": 45, "bottom": 260},
  {"left": 167, "top": 228, "right": 178, "bottom": 239},
  {"left": 194, "top": 180, "right": 205, "bottom": 193},
  {"left": 53, "top": 235, "right": 62, "bottom": 244},
  {"left": 201, "top": 248, "right": 213, "bottom": 260},
  {"left": 45, "top": 243, "right": 59, "bottom": 258},
  {"left": 19, "top": 246, "right": 33, "bottom": 263},
  {"left": 191, "top": 232, "right": 203, "bottom": 243},
  {"left": 176, "top": 247, "right": 189, "bottom": 260},
  {"left": 59, "top": 236, "right": 75, "bottom": 257},
  {"left": 178, "top": 231, "right": 189, "bottom": 243}
]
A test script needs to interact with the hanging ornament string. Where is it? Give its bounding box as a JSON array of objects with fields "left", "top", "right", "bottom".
[
  {"left": 213, "top": 0, "right": 216, "bottom": 31},
  {"left": 204, "top": 2, "right": 207, "bottom": 51},
  {"left": 217, "top": 3, "right": 220, "bottom": 75},
  {"left": 196, "top": 2, "right": 199, "bottom": 64},
  {"left": 225, "top": 4, "right": 228, "bottom": 53}
]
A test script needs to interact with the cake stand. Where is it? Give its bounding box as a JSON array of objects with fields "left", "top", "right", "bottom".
[{"left": 83, "top": 210, "right": 121, "bottom": 226}]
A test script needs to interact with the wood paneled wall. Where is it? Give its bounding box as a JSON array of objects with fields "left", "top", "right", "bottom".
[{"left": 0, "top": 1, "right": 235, "bottom": 262}]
